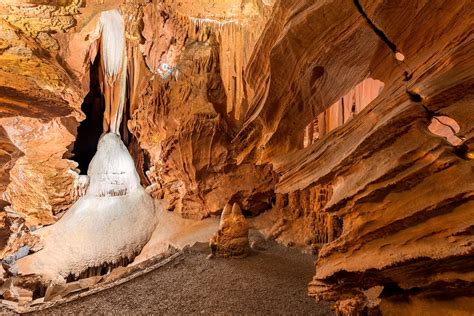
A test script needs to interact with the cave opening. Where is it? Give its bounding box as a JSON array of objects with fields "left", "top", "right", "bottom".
[
  {"left": 72, "top": 55, "right": 105, "bottom": 175},
  {"left": 303, "top": 78, "right": 385, "bottom": 147}
]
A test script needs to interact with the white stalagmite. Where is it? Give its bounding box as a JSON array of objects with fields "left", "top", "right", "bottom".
[
  {"left": 87, "top": 130, "right": 138, "bottom": 197},
  {"left": 16, "top": 133, "right": 159, "bottom": 282},
  {"left": 12, "top": 10, "right": 157, "bottom": 283}
]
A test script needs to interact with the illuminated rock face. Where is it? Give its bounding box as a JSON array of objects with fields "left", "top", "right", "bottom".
[
  {"left": 0, "top": 117, "right": 77, "bottom": 226},
  {"left": 0, "top": 0, "right": 473, "bottom": 314}
]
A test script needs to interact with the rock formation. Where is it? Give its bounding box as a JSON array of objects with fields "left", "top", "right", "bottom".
[
  {"left": 0, "top": 0, "right": 472, "bottom": 314},
  {"left": 210, "top": 203, "right": 249, "bottom": 258},
  {"left": 14, "top": 133, "right": 158, "bottom": 286}
]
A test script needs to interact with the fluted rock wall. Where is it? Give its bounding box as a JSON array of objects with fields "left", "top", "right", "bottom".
[
  {"left": 248, "top": 0, "right": 473, "bottom": 313},
  {"left": 128, "top": 0, "right": 276, "bottom": 219},
  {"left": 0, "top": 0, "right": 472, "bottom": 313},
  {"left": 0, "top": 117, "right": 77, "bottom": 225},
  {"left": 0, "top": 3, "right": 86, "bottom": 229}
]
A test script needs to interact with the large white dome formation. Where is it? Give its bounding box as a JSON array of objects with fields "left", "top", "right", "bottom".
[{"left": 16, "top": 133, "right": 158, "bottom": 282}]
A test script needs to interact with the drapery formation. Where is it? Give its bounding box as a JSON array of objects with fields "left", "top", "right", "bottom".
[{"left": 99, "top": 9, "right": 127, "bottom": 135}]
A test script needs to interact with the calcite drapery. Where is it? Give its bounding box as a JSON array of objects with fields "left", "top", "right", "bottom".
[
  {"left": 16, "top": 133, "right": 158, "bottom": 283},
  {"left": 99, "top": 9, "right": 127, "bottom": 135},
  {"left": 0, "top": 0, "right": 472, "bottom": 313}
]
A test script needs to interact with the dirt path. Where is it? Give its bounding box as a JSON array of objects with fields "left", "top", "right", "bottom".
[{"left": 32, "top": 243, "right": 332, "bottom": 315}]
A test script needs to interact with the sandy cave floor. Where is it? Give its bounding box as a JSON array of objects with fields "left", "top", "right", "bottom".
[{"left": 21, "top": 243, "right": 333, "bottom": 315}]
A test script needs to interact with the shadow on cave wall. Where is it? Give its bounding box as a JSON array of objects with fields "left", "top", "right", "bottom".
[
  {"left": 72, "top": 55, "right": 105, "bottom": 175},
  {"left": 71, "top": 49, "right": 151, "bottom": 184}
]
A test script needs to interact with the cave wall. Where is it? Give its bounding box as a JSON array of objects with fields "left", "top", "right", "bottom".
[
  {"left": 128, "top": 0, "right": 276, "bottom": 219},
  {"left": 0, "top": 3, "right": 87, "bottom": 229},
  {"left": 0, "top": 0, "right": 472, "bottom": 314},
  {"left": 249, "top": 0, "right": 473, "bottom": 313}
]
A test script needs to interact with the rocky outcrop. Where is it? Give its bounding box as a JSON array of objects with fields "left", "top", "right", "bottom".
[
  {"left": 247, "top": 0, "right": 473, "bottom": 313},
  {"left": 0, "top": 117, "right": 77, "bottom": 226},
  {"left": 0, "top": 0, "right": 472, "bottom": 314},
  {"left": 129, "top": 5, "right": 275, "bottom": 219},
  {"left": 0, "top": 1, "right": 87, "bottom": 229}
]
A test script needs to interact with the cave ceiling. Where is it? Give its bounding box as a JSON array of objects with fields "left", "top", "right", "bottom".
[{"left": 0, "top": 0, "right": 472, "bottom": 314}]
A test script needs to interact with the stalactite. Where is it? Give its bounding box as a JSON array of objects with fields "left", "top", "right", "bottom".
[
  {"left": 303, "top": 78, "right": 384, "bottom": 147},
  {"left": 99, "top": 9, "right": 128, "bottom": 135},
  {"left": 187, "top": 16, "right": 266, "bottom": 121}
]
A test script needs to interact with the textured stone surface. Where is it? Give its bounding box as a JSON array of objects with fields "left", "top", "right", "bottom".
[
  {"left": 130, "top": 19, "right": 275, "bottom": 219},
  {"left": 210, "top": 203, "right": 249, "bottom": 257},
  {"left": 0, "top": 117, "right": 77, "bottom": 226},
  {"left": 0, "top": 0, "right": 472, "bottom": 314},
  {"left": 253, "top": 0, "right": 474, "bottom": 313},
  {"left": 0, "top": 1, "right": 86, "bottom": 229}
]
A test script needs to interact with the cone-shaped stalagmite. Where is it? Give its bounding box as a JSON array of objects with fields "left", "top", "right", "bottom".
[
  {"left": 15, "top": 134, "right": 158, "bottom": 282},
  {"left": 210, "top": 203, "right": 249, "bottom": 257},
  {"left": 12, "top": 9, "right": 157, "bottom": 285}
]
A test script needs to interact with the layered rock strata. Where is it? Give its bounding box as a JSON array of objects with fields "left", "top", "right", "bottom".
[{"left": 0, "top": 0, "right": 472, "bottom": 314}]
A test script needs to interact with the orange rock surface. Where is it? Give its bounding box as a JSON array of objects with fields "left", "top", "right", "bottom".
[{"left": 0, "top": 0, "right": 472, "bottom": 314}]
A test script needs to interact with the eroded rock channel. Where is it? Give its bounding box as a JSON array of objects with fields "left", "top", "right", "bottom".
[{"left": 0, "top": 0, "right": 472, "bottom": 314}]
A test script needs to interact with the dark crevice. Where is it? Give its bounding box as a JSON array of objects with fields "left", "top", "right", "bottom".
[
  {"left": 120, "top": 79, "right": 131, "bottom": 147},
  {"left": 71, "top": 53, "right": 105, "bottom": 174},
  {"left": 407, "top": 90, "right": 423, "bottom": 103},
  {"left": 454, "top": 144, "right": 470, "bottom": 160},
  {"left": 32, "top": 284, "right": 47, "bottom": 300},
  {"left": 353, "top": 0, "right": 397, "bottom": 53},
  {"left": 380, "top": 282, "right": 422, "bottom": 299},
  {"left": 403, "top": 71, "right": 413, "bottom": 81}
]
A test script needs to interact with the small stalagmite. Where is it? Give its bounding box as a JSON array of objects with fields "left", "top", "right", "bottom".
[{"left": 210, "top": 203, "right": 249, "bottom": 258}]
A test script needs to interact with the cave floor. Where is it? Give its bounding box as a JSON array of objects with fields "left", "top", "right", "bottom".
[{"left": 31, "top": 243, "right": 332, "bottom": 315}]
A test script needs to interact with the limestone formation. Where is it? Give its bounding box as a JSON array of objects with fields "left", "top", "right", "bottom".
[
  {"left": 14, "top": 133, "right": 158, "bottom": 284},
  {"left": 0, "top": 0, "right": 472, "bottom": 314},
  {"left": 210, "top": 203, "right": 249, "bottom": 258}
]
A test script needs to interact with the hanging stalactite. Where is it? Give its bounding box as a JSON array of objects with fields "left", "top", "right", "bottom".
[{"left": 99, "top": 9, "right": 128, "bottom": 135}]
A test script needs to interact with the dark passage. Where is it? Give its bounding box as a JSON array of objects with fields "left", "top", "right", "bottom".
[{"left": 72, "top": 56, "right": 105, "bottom": 174}]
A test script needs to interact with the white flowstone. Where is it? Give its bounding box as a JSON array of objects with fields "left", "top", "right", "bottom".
[{"left": 16, "top": 133, "right": 158, "bottom": 282}]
